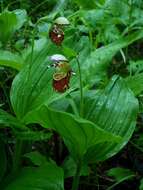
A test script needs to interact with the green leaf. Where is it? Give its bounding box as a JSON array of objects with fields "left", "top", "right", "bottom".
[
  {"left": 14, "top": 130, "right": 52, "bottom": 141},
  {"left": 80, "top": 9, "right": 105, "bottom": 27},
  {"left": 13, "top": 9, "right": 27, "bottom": 30},
  {"left": 0, "top": 10, "right": 27, "bottom": 44},
  {"left": 0, "top": 141, "right": 7, "bottom": 182},
  {"left": 125, "top": 73, "right": 143, "bottom": 96},
  {"left": 0, "top": 11, "right": 17, "bottom": 44},
  {"left": 83, "top": 76, "right": 138, "bottom": 162},
  {"left": 0, "top": 50, "right": 23, "bottom": 70},
  {"left": 23, "top": 105, "right": 122, "bottom": 161},
  {"left": 127, "top": 60, "right": 143, "bottom": 74},
  {"left": 62, "top": 156, "right": 89, "bottom": 178},
  {"left": 106, "top": 167, "right": 135, "bottom": 190},
  {"left": 62, "top": 46, "right": 77, "bottom": 59},
  {"left": 37, "top": 21, "right": 51, "bottom": 37},
  {"left": 107, "top": 167, "right": 135, "bottom": 182},
  {"left": 104, "top": 0, "right": 130, "bottom": 25},
  {"left": 24, "top": 151, "right": 47, "bottom": 166},
  {"left": 73, "top": 0, "right": 99, "bottom": 9},
  {"left": 140, "top": 178, "right": 143, "bottom": 190},
  {"left": 0, "top": 109, "right": 25, "bottom": 129},
  {"left": 82, "top": 30, "right": 143, "bottom": 85},
  {"left": 5, "top": 161, "right": 64, "bottom": 190}
]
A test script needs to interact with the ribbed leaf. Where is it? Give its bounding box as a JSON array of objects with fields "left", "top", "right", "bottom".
[
  {"left": 0, "top": 11, "right": 17, "bottom": 43},
  {"left": 24, "top": 151, "right": 47, "bottom": 166},
  {"left": 0, "top": 10, "right": 27, "bottom": 44},
  {"left": 0, "top": 50, "right": 23, "bottom": 70},
  {"left": 0, "top": 109, "right": 25, "bottom": 129},
  {"left": 5, "top": 161, "right": 64, "bottom": 190},
  {"left": 106, "top": 167, "right": 135, "bottom": 190},
  {"left": 24, "top": 106, "right": 122, "bottom": 161},
  {"left": 106, "top": 167, "right": 135, "bottom": 182},
  {"left": 62, "top": 156, "right": 89, "bottom": 178},
  {"left": 14, "top": 130, "right": 52, "bottom": 141},
  {"left": 125, "top": 73, "right": 143, "bottom": 96},
  {"left": 83, "top": 76, "right": 138, "bottom": 162}
]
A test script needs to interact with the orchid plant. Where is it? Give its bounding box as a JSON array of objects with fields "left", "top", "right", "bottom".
[{"left": 0, "top": 1, "right": 143, "bottom": 190}]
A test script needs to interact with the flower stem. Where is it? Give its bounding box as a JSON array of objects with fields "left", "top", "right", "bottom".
[
  {"left": 12, "top": 139, "right": 23, "bottom": 174},
  {"left": 76, "top": 56, "right": 84, "bottom": 117},
  {"left": 0, "top": 139, "right": 24, "bottom": 189},
  {"left": 1, "top": 0, "right": 3, "bottom": 12},
  {"left": 71, "top": 161, "right": 82, "bottom": 190},
  {"left": 28, "top": 20, "right": 39, "bottom": 78}
]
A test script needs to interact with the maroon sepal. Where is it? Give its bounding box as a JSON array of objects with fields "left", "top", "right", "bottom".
[{"left": 53, "top": 72, "right": 71, "bottom": 93}]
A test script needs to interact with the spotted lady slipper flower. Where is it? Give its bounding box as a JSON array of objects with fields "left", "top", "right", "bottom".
[
  {"left": 49, "top": 54, "right": 73, "bottom": 92},
  {"left": 49, "top": 17, "right": 70, "bottom": 45}
]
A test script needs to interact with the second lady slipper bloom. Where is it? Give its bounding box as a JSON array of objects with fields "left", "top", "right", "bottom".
[
  {"left": 49, "top": 17, "right": 70, "bottom": 45},
  {"left": 49, "top": 54, "right": 73, "bottom": 92},
  {"left": 53, "top": 71, "right": 71, "bottom": 93}
]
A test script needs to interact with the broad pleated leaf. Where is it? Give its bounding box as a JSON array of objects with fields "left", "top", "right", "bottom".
[
  {"left": 0, "top": 109, "right": 52, "bottom": 141},
  {"left": 0, "top": 109, "right": 25, "bottom": 129},
  {"left": 0, "top": 11, "right": 17, "bottom": 43},
  {"left": 5, "top": 162, "right": 64, "bottom": 190},
  {"left": 24, "top": 106, "right": 122, "bottom": 161},
  {"left": 0, "top": 50, "right": 23, "bottom": 70},
  {"left": 14, "top": 130, "right": 52, "bottom": 141},
  {"left": 0, "top": 10, "right": 27, "bottom": 44},
  {"left": 62, "top": 156, "right": 89, "bottom": 178},
  {"left": 106, "top": 167, "right": 135, "bottom": 190},
  {"left": 106, "top": 167, "right": 135, "bottom": 183},
  {"left": 10, "top": 62, "right": 53, "bottom": 119},
  {"left": 24, "top": 151, "right": 47, "bottom": 166},
  {"left": 83, "top": 76, "right": 138, "bottom": 162},
  {"left": 125, "top": 73, "right": 143, "bottom": 96}
]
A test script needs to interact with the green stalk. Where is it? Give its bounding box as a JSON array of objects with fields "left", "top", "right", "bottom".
[
  {"left": 71, "top": 161, "right": 82, "bottom": 190},
  {"left": 1, "top": 0, "right": 3, "bottom": 12},
  {"left": 94, "top": 165, "right": 99, "bottom": 190},
  {"left": 28, "top": 20, "right": 39, "bottom": 78},
  {"left": 76, "top": 56, "right": 84, "bottom": 117},
  {"left": 0, "top": 139, "right": 24, "bottom": 189},
  {"left": 7, "top": 0, "right": 18, "bottom": 9},
  {"left": 30, "top": 29, "right": 35, "bottom": 64},
  {"left": 12, "top": 139, "right": 23, "bottom": 174}
]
